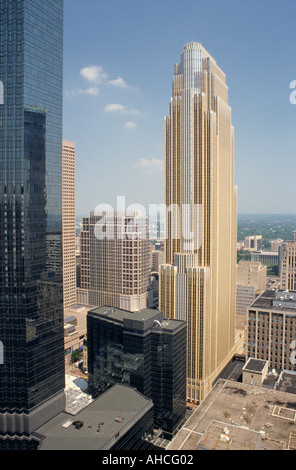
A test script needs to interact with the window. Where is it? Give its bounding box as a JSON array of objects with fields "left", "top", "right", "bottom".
[{"left": 0, "top": 81, "right": 3, "bottom": 104}]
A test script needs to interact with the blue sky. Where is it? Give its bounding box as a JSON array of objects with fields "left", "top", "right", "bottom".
[{"left": 63, "top": 0, "right": 296, "bottom": 217}]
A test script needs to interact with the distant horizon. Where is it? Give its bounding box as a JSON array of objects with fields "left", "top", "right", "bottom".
[{"left": 76, "top": 212, "right": 296, "bottom": 219}]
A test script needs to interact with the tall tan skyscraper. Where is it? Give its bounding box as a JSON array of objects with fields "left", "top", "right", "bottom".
[
  {"left": 62, "top": 140, "right": 77, "bottom": 312},
  {"left": 159, "top": 43, "right": 238, "bottom": 403}
]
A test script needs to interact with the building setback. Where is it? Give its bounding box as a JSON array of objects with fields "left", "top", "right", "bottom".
[
  {"left": 0, "top": 0, "right": 65, "bottom": 448},
  {"left": 86, "top": 306, "right": 187, "bottom": 438}
]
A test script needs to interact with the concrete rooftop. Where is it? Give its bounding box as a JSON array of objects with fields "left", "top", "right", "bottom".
[{"left": 167, "top": 379, "right": 296, "bottom": 451}]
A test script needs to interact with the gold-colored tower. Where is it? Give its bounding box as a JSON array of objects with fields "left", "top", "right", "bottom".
[
  {"left": 159, "top": 43, "right": 238, "bottom": 403},
  {"left": 62, "top": 140, "right": 77, "bottom": 313}
]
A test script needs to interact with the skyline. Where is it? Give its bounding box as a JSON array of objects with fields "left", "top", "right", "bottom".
[
  {"left": 1, "top": 0, "right": 296, "bottom": 452},
  {"left": 63, "top": 0, "right": 296, "bottom": 217}
]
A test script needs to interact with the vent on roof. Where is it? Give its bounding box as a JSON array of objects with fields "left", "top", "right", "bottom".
[
  {"left": 104, "top": 308, "right": 116, "bottom": 315},
  {"left": 62, "top": 420, "right": 73, "bottom": 428},
  {"left": 115, "top": 417, "right": 124, "bottom": 423},
  {"left": 72, "top": 420, "right": 84, "bottom": 429}
]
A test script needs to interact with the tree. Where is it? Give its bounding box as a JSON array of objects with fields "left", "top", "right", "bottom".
[{"left": 70, "top": 349, "right": 83, "bottom": 364}]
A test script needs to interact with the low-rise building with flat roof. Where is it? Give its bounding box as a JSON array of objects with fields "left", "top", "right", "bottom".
[
  {"left": 166, "top": 378, "right": 296, "bottom": 451},
  {"left": 36, "top": 384, "right": 155, "bottom": 450}
]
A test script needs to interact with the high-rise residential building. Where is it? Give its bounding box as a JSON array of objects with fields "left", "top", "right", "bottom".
[
  {"left": 159, "top": 42, "right": 237, "bottom": 403},
  {"left": 87, "top": 306, "right": 187, "bottom": 438},
  {"left": 62, "top": 140, "right": 77, "bottom": 312},
  {"left": 77, "top": 211, "right": 151, "bottom": 312},
  {"left": 247, "top": 289, "right": 296, "bottom": 371},
  {"left": 236, "top": 261, "right": 267, "bottom": 317},
  {"left": 280, "top": 231, "right": 296, "bottom": 291},
  {"left": 0, "top": 0, "right": 65, "bottom": 448}
]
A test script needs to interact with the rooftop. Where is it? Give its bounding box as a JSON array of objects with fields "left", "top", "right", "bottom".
[
  {"left": 89, "top": 305, "right": 160, "bottom": 322},
  {"left": 275, "top": 371, "right": 296, "bottom": 395},
  {"left": 250, "top": 289, "right": 296, "bottom": 313},
  {"left": 88, "top": 306, "right": 185, "bottom": 332},
  {"left": 37, "top": 384, "right": 153, "bottom": 450},
  {"left": 166, "top": 379, "right": 296, "bottom": 451},
  {"left": 243, "top": 358, "right": 268, "bottom": 374}
]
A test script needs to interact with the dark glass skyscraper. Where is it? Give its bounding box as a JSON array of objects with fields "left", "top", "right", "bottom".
[
  {"left": 0, "top": 0, "right": 65, "bottom": 448},
  {"left": 87, "top": 307, "right": 187, "bottom": 439}
]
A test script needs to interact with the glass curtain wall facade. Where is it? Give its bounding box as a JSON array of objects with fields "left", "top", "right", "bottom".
[
  {"left": 87, "top": 307, "right": 187, "bottom": 438},
  {"left": 0, "top": 0, "right": 65, "bottom": 445}
]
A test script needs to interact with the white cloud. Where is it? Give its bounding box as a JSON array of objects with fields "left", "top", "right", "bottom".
[
  {"left": 65, "top": 86, "right": 99, "bottom": 97},
  {"left": 66, "top": 65, "right": 138, "bottom": 101},
  {"left": 125, "top": 121, "right": 137, "bottom": 129},
  {"left": 80, "top": 65, "right": 108, "bottom": 84},
  {"left": 132, "top": 158, "right": 164, "bottom": 173},
  {"left": 79, "top": 86, "right": 99, "bottom": 95},
  {"left": 104, "top": 103, "right": 140, "bottom": 115},
  {"left": 105, "top": 103, "right": 125, "bottom": 112},
  {"left": 109, "top": 76, "right": 129, "bottom": 89}
]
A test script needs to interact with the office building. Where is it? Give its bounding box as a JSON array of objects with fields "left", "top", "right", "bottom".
[
  {"left": 159, "top": 42, "right": 237, "bottom": 403},
  {"left": 251, "top": 251, "right": 279, "bottom": 267},
  {"left": 244, "top": 235, "right": 262, "bottom": 252},
  {"left": 271, "top": 238, "right": 284, "bottom": 252},
  {"left": 247, "top": 289, "right": 296, "bottom": 371},
  {"left": 64, "top": 305, "right": 88, "bottom": 359},
  {"left": 237, "top": 261, "right": 267, "bottom": 289},
  {"left": 280, "top": 231, "right": 296, "bottom": 291},
  {"left": 78, "top": 211, "right": 151, "bottom": 312},
  {"left": 87, "top": 306, "right": 187, "bottom": 438},
  {"left": 236, "top": 261, "right": 267, "bottom": 317},
  {"left": 0, "top": 0, "right": 65, "bottom": 448},
  {"left": 62, "top": 140, "right": 77, "bottom": 312}
]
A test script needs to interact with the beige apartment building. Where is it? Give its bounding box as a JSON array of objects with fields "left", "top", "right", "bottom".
[
  {"left": 247, "top": 289, "right": 296, "bottom": 371},
  {"left": 271, "top": 238, "right": 284, "bottom": 252},
  {"left": 236, "top": 261, "right": 267, "bottom": 317},
  {"left": 77, "top": 211, "right": 151, "bottom": 312},
  {"left": 159, "top": 42, "right": 238, "bottom": 403},
  {"left": 62, "top": 140, "right": 77, "bottom": 313},
  {"left": 281, "top": 231, "right": 296, "bottom": 291}
]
